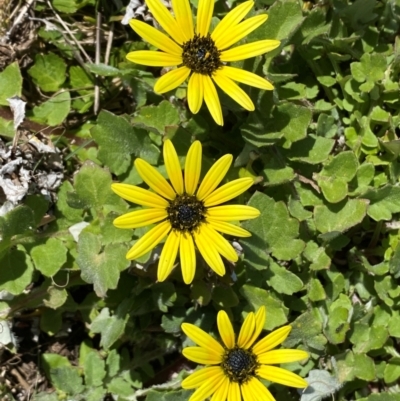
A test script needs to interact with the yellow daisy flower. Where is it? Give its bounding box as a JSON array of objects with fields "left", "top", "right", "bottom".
[
  {"left": 111, "top": 139, "right": 260, "bottom": 284},
  {"left": 181, "top": 307, "right": 309, "bottom": 401},
  {"left": 126, "top": 0, "right": 280, "bottom": 125}
]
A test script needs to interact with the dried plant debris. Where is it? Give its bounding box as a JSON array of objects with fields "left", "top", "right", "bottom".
[
  {"left": 0, "top": 134, "right": 63, "bottom": 205},
  {"left": 122, "top": 0, "right": 171, "bottom": 25}
]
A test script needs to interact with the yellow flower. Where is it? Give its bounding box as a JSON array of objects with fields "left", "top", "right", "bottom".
[
  {"left": 126, "top": 0, "right": 280, "bottom": 125},
  {"left": 111, "top": 139, "right": 260, "bottom": 284},
  {"left": 181, "top": 307, "right": 309, "bottom": 401}
]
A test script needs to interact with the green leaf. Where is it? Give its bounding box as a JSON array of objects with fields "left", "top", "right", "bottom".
[
  {"left": 350, "top": 323, "right": 389, "bottom": 353},
  {"left": 239, "top": 285, "right": 288, "bottom": 330},
  {"left": 84, "top": 352, "right": 106, "bottom": 387},
  {"left": 28, "top": 53, "right": 67, "bottom": 92},
  {"left": 362, "top": 186, "right": 400, "bottom": 221},
  {"left": 133, "top": 100, "right": 180, "bottom": 135},
  {"left": 212, "top": 286, "right": 239, "bottom": 307},
  {"left": 241, "top": 103, "right": 311, "bottom": 148},
  {"left": 261, "top": 147, "right": 295, "bottom": 185},
  {"left": 53, "top": 0, "right": 92, "bottom": 13},
  {"left": 301, "top": 369, "right": 342, "bottom": 401},
  {"left": 284, "top": 134, "right": 335, "bottom": 164},
  {"left": 303, "top": 242, "right": 331, "bottom": 271},
  {"left": 0, "top": 247, "right": 34, "bottom": 295},
  {"left": 145, "top": 390, "right": 192, "bottom": 401},
  {"left": 252, "top": 0, "right": 304, "bottom": 42},
  {"left": 40, "top": 309, "right": 62, "bottom": 335},
  {"left": 77, "top": 231, "right": 129, "bottom": 297},
  {"left": 86, "top": 63, "right": 128, "bottom": 76},
  {"left": 68, "top": 162, "right": 125, "bottom": 211},
  {"left": 107, "top": 377, "right": 134, "bottom": 397},
  {"left": 31, "top": 238, "right": 68, "bottom": 277},
  {"left": 350, "top": 53, "right": 386, "bottom": 86},
  {"left": 91, "top": 110, "right": 151, "bottom": 175},
  {"left": 190, "top": 282, "right": 211, "bottom": 306},
  {"left": 43, "top": 286, "right": 68, "bottom": 309},
  {"left": 42, "top": 353, "right": 71, "bottom": 378},
  {"left": 152, "top": 282, "right": 177, "bottom": 312},
  {"left": 31, "top": 91, "right": 71, "bottom": 126},
  {"left": 285, "top": 310, "right": 326, "bottom": 351},
  {"left": 0, "top": 62, "right": 22, "bottom": 106},
  {"left": 353, "top": 353, "right": 376, "bottom": 381},
  {"left": 388, "top": 312, "right": 400, "bottom": 338},
  {"left": 50, "top": 366, "right": 84, "bottom": 395},
  {"left": 24, "top": 195, "right": 49, "bottom": 226},
  {"left": 0, "top": 116, "right": 14, "bottom": 138},
  {"left": 100, "top": 213, "right": 133, "bottom": 245},
  {"left": 91, "top": 301, "right": 132, "bottom": 349},
  {"left": 0, "top": 205, "right": 35, "bottom": 248},
  {"left": 55, "top": 180, "right": 83, "bottom": 222},
  {"left": 242, "top": 192, "right": 304, "bottom": 264},
  {"left": 314, "top": 199, "right": 368, "bottom": 233},
  {"left": 317, "top": 177, "right": 348, "bottom": 204},
  {"left": 320, "top": 151, "right": 359, "bottom": 182},
  {"left": 308, "top": 278, "right": 326, "bottom": 302},
  {"left": 384, "top": 357, "right": 400, "bottom": 384},
  {"left": 324, "top": 307, "right": 349, "bottom": 344},
  {"left": 266, "top": 261, "right": 304, "bottom": 295}
]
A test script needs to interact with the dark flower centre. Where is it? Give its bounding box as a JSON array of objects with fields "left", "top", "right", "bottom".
[
  {"left": 167, "top": 193, "right": 206, "bottom": 232},
  {"left": 181, "top": 34, "right": 222, "bottom": 74},
  {"left": 222, "top": 347, "right": 258, "bottom": 384}
]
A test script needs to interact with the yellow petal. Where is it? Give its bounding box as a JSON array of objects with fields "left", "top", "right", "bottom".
[
  {"left": 220, "top": 40, "right": 281, "bottom": 62},
  {"left": 111, "top": 183, "right": 169, "bottom": 208},
  {"left": 227, "top": 381, "right": 241, "bottom": 401},
  {"left": 146, "top": 0, "right": 186, "bottom": 44},
  {"left": 215, "top": 15, "right": 268, "bottom": 50},
  {"left": 180, "top": 233, "right": 196, "bottom": 284},
  {"left": 129, "top": 20, "right": 183, "bottom": 55},
  {"left": 182, "top": 323, "right": 225, "bottom": 355},
  {"left": 240, "top": 379, "right": 255, "bottom": 401},
  {"left": 188, "top": 370, "right": 225, "bottom": 401},
  {"left": 211, "top": 1, "right": 254, "bottom": 43},
  {"left": 183, "top": 346, "right": 223, "bottom": 365},
  {"left": 204, "top": 177, "right": 254, "bottom": 207},
  {"left": 257, "top": 349, "right": 309, "bottom": 365},
  {"left": 113, "top": 208, "right": 167, "bottom": 229},
  {"left": 221, "top": 66, "right": 274, "bottom": 90},
  {"left": 135, "top": 158, "right": 176, "bottom": 200},
  {"left": 182, "top": 366, "right": 223, "bottom": 389},
  {"left": 203, "top": 75, "right": 223, "bottom": 126},
  {"left": 197, "top": 154, "right": 232, "bottom": 200},
  {"left": 237, "top": 312, "right": 255, "bottom": 349},
  {"left": 217, "top": 310, "right": 235, "bottom": 349},
  {"left": 196, "top": 0, "right": 214, "bottom": 36},
  {"left": 171, "top": 0, "right": 194, "bottom": 41},
  {"left": 212, "top": 71, "right": 254, "bottom": 111},
  {"left": 207, "top": 219, "right": 252, "bottom": 237},
  {"left": 253, "top": 326, "right": 292, "bottom": 355},
  {"left": 126, "top": 220, "right": 171, "bottom": 259},
  {"left": 163, "top": 139, "right": 184, "bottom": 195},
  {"left": 184, "top": 140, "right": 202, "bottom": 195},
  {"left": 206, "top": 205, "right": 260, "bottom": 221},
  {"left": 244, "top": 306, "right": 265, "bottom": 349},
  {"left": 257, "top": 365, "right": 308, "bottom": 388},
  {"left": 201, "top": 224, "right": 238, "bottom": 262},
  {"left": 211, "top": 375, "right": 229, "bottom": 401},
  {"left": 188, "top": 73, "right": 204, "bottom": 114},
  {"left": 154, "top": 66, "right": 190, "bottom": 94},
  {"left": 126, "top": 50, "right": 182, "bottom": 66},
  {"left": 244, "top": 377, "right": 275, "bottom": 401},
  {"left": 158, "top": 230, "right": 180, "bottom": 282},
  {"left": 193, "top": 228, "right": 225, "bottom": 276}
]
